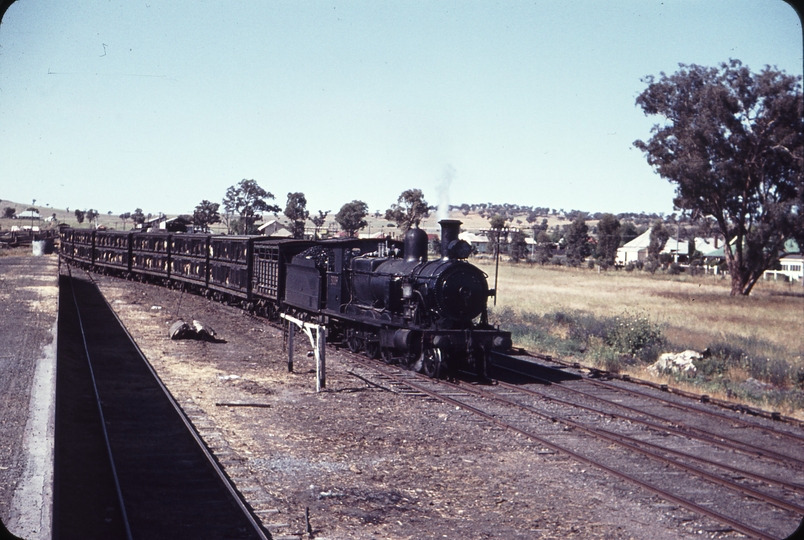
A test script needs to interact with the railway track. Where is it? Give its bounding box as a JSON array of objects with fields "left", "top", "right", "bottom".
[
  {"left": 340, "top": 350, "right": 804, "bottom": 540},
  {"left": 54, "top": 268, "right": 270, "bottom": 540}
]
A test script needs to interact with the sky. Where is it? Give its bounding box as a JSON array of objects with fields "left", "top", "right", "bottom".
[{"left": 0, "top": 0, "right": 801, "bottom": 219}]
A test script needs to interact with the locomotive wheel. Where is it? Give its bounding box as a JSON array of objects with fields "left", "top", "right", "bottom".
[
  {"left": 346, "top": 332, "right": 362, "bottom": 353},
  {"left": 381, "top": 348, "right": 395, "bottom": 364},
  {"left": 421, "top": 347, "right": 443, "bottom": 379},
  {"left": 365, "top": 341, "right": 380, "bottom": 359}
]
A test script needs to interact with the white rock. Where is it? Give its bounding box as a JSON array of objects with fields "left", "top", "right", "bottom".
[{"left": 648, "top": 350, "right": 701, "bottom": 376}]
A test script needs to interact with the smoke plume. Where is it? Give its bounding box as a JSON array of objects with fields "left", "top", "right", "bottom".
[{"left": 436, "top": 165, "right": 455, "bottom": 221}]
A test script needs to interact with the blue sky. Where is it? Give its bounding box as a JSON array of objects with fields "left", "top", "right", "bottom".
[{"left": 1, "top": 0, "right": 801, "bottom": 218}]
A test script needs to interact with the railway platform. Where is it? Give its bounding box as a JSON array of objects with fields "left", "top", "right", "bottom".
[{"left": 0, "top": 254, "right": 59, "bottom": 540}]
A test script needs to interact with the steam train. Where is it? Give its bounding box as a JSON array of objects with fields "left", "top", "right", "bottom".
[{"left": 59, "top": 219, "right": 511, "bottom": 378}]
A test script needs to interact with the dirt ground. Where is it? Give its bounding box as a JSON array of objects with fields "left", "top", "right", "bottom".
[
  {"left": 0, "top": 254, "right": 58, "bottom": 538},
  {"left": 87, "top": 271, "right": 738, "bottom": 540}
]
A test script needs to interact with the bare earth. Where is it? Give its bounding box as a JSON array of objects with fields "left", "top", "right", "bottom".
[
  {"left": 0, "top": 254, "right": 58, "bottom": 539},
  {"left": 81, "top": 270, "right": 749, "bottom": 540}
]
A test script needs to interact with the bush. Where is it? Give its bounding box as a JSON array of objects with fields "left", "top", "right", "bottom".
[
  {"left": 695, "top": 342, "right": 798, "bottom": 388},
  {"left": 644, "top": 259, "right": 660, "bottom": 274},
  {"left": 489, "top": 308, "right": 664, "bottom": 366},
  {"left": 606, "top": 312, "right": 664, "bottom": 362}
]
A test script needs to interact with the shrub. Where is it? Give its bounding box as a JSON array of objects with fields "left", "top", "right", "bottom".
[
  {"left": 606, "top": 312, "right": 664, "bottom": 362},
  {"left": 695, "top": 342, "right": 798, "bottom": 388}
]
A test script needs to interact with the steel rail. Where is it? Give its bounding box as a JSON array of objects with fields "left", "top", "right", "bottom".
[
  {"left": 78, "top": 269, "right": 271, "bottom": 540},
  {"left": 584, "top": 375, "right": 804, "bottom": 444},
  {"left": 492, "top": 360, "right": 804, "bottom": 469},
  {"left": 448, "top": 376, "right": 804, "bottom": 516},
  {"left": 521, "top": 350, "right": 804, "bottom": 430},
  {"left": 65, "top": 267, "right": 135, "bottom": 540},
  {"left": 345, "top": 354, "right": 777, "bottom": 540}
]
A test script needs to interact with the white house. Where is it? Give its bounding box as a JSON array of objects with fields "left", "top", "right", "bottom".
[
  {"left": 258, "top": 219, "right": 293, "bottom": 237},
  {"left": 460, "top": 231, "right": 490, "bottom": 254},
  {"left": 17, "top": 210, "right": 40, "bottom": 220},
  {"left": 615, "top": 230, "right": 651, "bottom": 265},
  {"left": 660, "top": 237, "right": 689, "bottom": 262},
  {"left": 763, "top": 241, "right": 803, "bottom": 283}
]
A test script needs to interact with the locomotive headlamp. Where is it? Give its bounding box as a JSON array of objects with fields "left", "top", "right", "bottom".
[{"left": 402, "top": 282, "right": 413, "bottom": 298}]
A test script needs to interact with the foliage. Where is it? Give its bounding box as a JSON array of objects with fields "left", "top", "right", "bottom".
[
  {"left": 508, "top": 230, "right": 528, "bottom": 262},
  {"left": 311, "top": 210, "right": 329, "bottom": 239},
  {"left": 619, "top": 222, "right": 640, "bottom": 246},
  {"left": 606, "top": 312, "right": 664, "bottom": 360},
  {"left": 564, "top": 217, "right": 591, "bottom": 266},
  {"left": 131, "top": 208, "right": 145, "bottom": 225},
  {"left": 634, "top": 60, "right": 803, "bottom": 296},
  {"left": 489, "top": 307, "right": 664, "bottom": 365},
  {"left": 118, "top": 212, "right": 131, "bottom": 230},
  {"left": 595, "top": 213, "right": 621, "bottom": 266},
  {"left": 335, "top": 200, "right": 368, "bottom": 237},
  {"left": 385, "top": 189, "right": 430, "bottom": 232},
  {"left": 487, "top": 214, "right": 508, "bottom": 258},
  {"left": 2, "top": 207, "right": 15, "bottom": 219},
  {"left": 222, "top": 179, "right": 280, "bottom": 235},
  {"left": 85, "top": 209, "right": 99, "bottom": 227},
  {"left": 648, "top": 220, "right": 669, "bottom": 260},
  {"left": 531, "top": 230, "right": 554, "bottom": 265},
  {"left": 192, "top": 200, "right": 221, "bottom": 232},
  {"left": 74, "top": 209, "right": 85, "bottom": 224},
  {"left": 284, "top": 192, "right": 309, "bottom": 239}
]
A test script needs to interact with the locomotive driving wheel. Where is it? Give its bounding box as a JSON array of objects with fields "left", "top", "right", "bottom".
[
  {"left": 365, "top": 340, "right": 380, "bottom": 359},
  {"left": 346, "top": 330, "right": 362, "bottom": 353},
  {"left": 381, "top": 348, "right": 395, "bottom": 365},
  {"left": 421, "top": 347, "right": 443, "bottom": 379}
]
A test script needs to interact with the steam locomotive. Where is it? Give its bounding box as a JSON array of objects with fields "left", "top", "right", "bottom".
[{"left": 59, "top": 219, "right": 511, "bottom": 378}]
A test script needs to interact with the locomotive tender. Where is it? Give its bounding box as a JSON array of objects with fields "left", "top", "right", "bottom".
[{"left": 60, "top": 219, "right": 511, "bottom": 378}]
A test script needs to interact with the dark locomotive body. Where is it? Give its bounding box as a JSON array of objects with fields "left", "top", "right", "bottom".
[{"left": 60, "top": 219, "right": 511, "bottom": 378}]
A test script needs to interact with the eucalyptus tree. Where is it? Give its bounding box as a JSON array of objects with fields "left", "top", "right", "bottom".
[{"left": 634, "top": 60, "right": 803, "bottom": 295}]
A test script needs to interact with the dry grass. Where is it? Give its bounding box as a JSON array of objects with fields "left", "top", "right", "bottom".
[
  {"left": 477, "top": 261, "right": 804, "bottom": 416},
  {"left": 479, "top": 261, "right": 803, "bottom": 359}
]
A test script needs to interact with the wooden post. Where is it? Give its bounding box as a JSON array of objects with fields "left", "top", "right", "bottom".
[
  {"left": 287, "top": 321, "right": 295, "bottom": 372},
  {"left": 316, "top": 327, "right": 326, "bottom": 392}
]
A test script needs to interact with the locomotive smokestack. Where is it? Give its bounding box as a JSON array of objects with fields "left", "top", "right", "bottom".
[{"left": 439, "top": 219, "right": 461, "bottom": 260}]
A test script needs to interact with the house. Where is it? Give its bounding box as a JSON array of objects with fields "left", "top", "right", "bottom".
[
  {"left": 460, "top": 231, "right": 490, "bottom": 255},
  {"left": 17, "top": 210, "right": 40, "bottom": 220},
  {"left": 616, "top": 230, "right": 650, "bottom": 265},
  {"left": 258, "top": 219, "right": 293, "bottom": 238},
  {"left": 692, "top": 237, "right": 720, "bottom": 255},
  {"left": 660, "top": 237, "right": 689, "bottom": 262},
  {"left": 763, "top": 240, "right": 803, "bottom": 283}
]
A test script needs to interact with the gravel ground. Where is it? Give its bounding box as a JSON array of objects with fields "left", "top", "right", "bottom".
[
  {"left": 85, "top": 270, "right": 754, "bottom": 540},
  {"left": 0, "top": 254, "right": 59, "bottom": 536}
]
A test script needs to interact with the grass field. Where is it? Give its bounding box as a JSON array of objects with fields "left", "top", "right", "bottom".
[{"left": 476, "top": 260, "right": 804, "bottom": 416}]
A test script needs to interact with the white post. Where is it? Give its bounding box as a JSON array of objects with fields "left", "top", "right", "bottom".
[
  {"left": 316, "top": 326, "right": 326, "bottom": 392},
  {"left": 280, "top": 313, "right": 326, "bottom": 392},
  {"left": 287, "top": 321, "right": 295, "bottom": 372}
]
